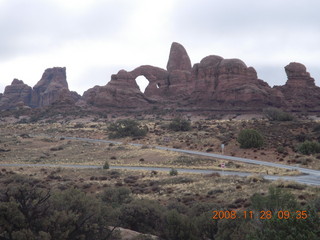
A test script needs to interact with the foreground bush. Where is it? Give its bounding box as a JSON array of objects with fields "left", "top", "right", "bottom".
[
  {"left": 298, "top": 141, "right": 320, "bottom": 155},
  {"left": 237, "top": 129, "right": 264, "bottom": 149},
  {"left": 0, "top": 175, "right": 118, "bottom": 240},
  {"left": 168, "top": 118, "right": 191, "bottom": 131},
  {"left": 108, "top": 119, "right": 148, "bottom": 138},
  {"left": 263, "top": 107, "right": 294, "bottom": 121}
]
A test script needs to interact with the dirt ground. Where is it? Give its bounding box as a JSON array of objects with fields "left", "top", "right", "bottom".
[{"left": 0, "top": 121, "right": 306, "bottom": 175}]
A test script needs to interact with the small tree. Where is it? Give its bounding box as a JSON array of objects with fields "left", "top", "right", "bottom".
[
  {"left": 298, "top": 141, "right": 320, "bottom": 155},
  {"left": 108, "top": 119, "right": 148, "bottom": 138},
  {"left": 168, "top": 118, "right": 191, "bottom": 132},
  {"left": 263, "top": 107, "right": 294, "bottom": 121},
  {"left": 103, "top": 161, "right": 110, "bottom": 169},
  {"left": 237, "top": 129, "right": 264, "bottom": 149},
  {"left": 169, "top": 168, "right": 178, "bottom": 176}
]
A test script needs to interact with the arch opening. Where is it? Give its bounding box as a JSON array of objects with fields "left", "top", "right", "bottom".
[{"left": 135, "top": 76, "right": 149, "bottom": 93}]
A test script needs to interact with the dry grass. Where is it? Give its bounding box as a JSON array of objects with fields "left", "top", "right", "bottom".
[{"left": 0, "top": 166, "right": 316, "bottom": 210}]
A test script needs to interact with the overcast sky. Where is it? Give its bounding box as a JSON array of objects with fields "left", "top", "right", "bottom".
[{"left": 0, "top": 0, "right": 319, "bottom": 95}]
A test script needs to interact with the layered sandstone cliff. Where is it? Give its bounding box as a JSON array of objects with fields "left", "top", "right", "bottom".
[
  {"left": 82, "top": 42, "right": 293, "bottom": 111},
  {"left": 1, "top": 42, "right": 319, "bottom": 113},
  {"left": 0, "top": 67, "right": 80, "bottom": 110}
]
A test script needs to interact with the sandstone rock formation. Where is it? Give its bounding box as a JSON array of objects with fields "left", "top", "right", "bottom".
[
  {"left": 0, "top": 67, "right": 80, "bottom": 110},
  {"left": 167, "top": 42, "right": 192, "bottom": 72},
  {"left": 31, "top": 67, "right": 69, "bottom": 107},
  {"left": 274, "top": 62, "right": 320, "bottom": 110},
  {"left": 1, "top": 42, "right": 319, "bottom": 113},
  {"left": 82, "top": 69, "right": 153, "bottom": 109},
  {"left": 190, "top": 57, "right": 283, "bottom": 109},
  {"left": 0, "top": 79, "right": 32, "bottom": 109},
  {"left": 83, "top": 42, "right": 285, "bottom": 111}
]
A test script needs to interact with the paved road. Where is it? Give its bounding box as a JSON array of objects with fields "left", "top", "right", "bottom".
[
  {"left": 58, "top": 135, "right": 320, "bottom": 176},
  {"left": 4, "top": 134, "right": 320, "bottom": 186}
]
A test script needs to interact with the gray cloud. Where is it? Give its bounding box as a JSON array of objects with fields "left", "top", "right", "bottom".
[{"left": 0, "top": 0, "right": 134, "bottom": 60}]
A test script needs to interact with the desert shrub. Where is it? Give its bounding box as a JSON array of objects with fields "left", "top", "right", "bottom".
[
  {"left": 194, "top": 212, "right": 218, "bottom": 240},
  {"left": 263, "top": 107, "right": 294, "bottom": 121},
  {"left": 250, "top": 186, "right": 298, "bottom": 211},
  {"left": 0, "top": 175, "right": 118, "bottom": 240},
  {"left": 312, "top": 124, "right": 320, "bottom": 132},
  {"left": 276, "top": 146, "right": 285, "bottom": 153},
  {"left": 162, "top": 210, "right": 197, "bottom": 240},
  {"left": 215, "top": 218, "right": 253, "bottom": 240},
  {"left": 73, "top": 123, "right": 85, "bottom": 128},
  {"left": 298, "top": 141, "right": 320, "bottom": 155},
  {"left": 169, "top": 168, "right": 178, "bottom": 176},
  {"left": 168, "top": 117, "right": 191, "bottom": 131},
  {"left": 103, "top": 160, "right": 110, "bottom": 169},
  {"left": 100, "top": 187, "right": 132, "bottom": 207},
  {"left": 119, "top": 199, "right": 164, "bottom": 234},
  {"left": 237, "top": 129, "right": 264, "bottom": 149},
  {"left": 108, "top": 119, "right": 148, "bottom": 138}
]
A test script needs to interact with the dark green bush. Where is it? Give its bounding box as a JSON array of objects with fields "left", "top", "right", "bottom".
[
  {"left": 250, "top": 187, "right": 298, "bottom": 211},
  {"left": 0, "top": 175, "right": 118, "bottom": 240},
  {"left": 119, "top": 199, "right": 164, "bottom": 234},
  {"left": 100, "top": 187, "right": 132, "bottom": 207},
  {"left": 162, "top": 210, "right": 197, "bottom": 240},
  {"left": 237, "top": 129, "right": 264, "bottom": 149},
  {"left": 298, "top": 141, "right": 320, "bottom": 155},
  {"left": 169, "top": 168, "right": 178, "bottom": 176},
  {"left": 103, "top": 160, "right": 110, "bottom": 169},
  {"left": 168, "top": 118, "right": 191, "bottom": 131},
  {"left": 108, "top": 119, "right": 148, "bottom": 138},
  {"left": 263, "top": 107, "right": 294, "bottom": 121}
]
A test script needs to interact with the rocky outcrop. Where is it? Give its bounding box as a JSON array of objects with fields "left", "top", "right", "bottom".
[
  {"left": 1, "top": 43, "right": 320, "bottom": 113},
  {"left": 0, "top": 67, "right": 80, "bottom": 110},
  {"left": 166, "top": 42, "right": 192, "bottom": 72},
  {"left": 82, "top": 70, "right": 153, "bottom": 109},
  {"left": 83, "top": 43, "right": 320, "bottom": 112},
  {"left": 274, "top": 62, "right": 320, "bottom": 110},
  {"left": 190, "top": 57, "right": 283, "bottom": 109},
  {"left": 0, "top": 79, "right": 32, "bottom": 109},
  {"left": 31, "top": 67, "right": 70, "bottom": 107}
]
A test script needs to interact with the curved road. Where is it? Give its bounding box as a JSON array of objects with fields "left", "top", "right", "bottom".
[
  {"left": 60, "top": 135, "right": 320, "bottom": 176},
  {"left": 2, "top": 134, "right": 320, "bottom": 186}
]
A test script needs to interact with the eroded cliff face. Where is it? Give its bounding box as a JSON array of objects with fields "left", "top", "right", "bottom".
[
  {"left": 0, "top": 67, "right": 80, "bottom": 110},
  {"left": 0, "top": 79, "right": 32, "bottom": 109},
  {"left": 82, "top": 42, "right": 291, "bottom": 111},
  {"left": 1, "top": 42, "right": 319, "bottom": 113},
  {"left": 274, "top": 62, "right": 320, "bottom": 110}
]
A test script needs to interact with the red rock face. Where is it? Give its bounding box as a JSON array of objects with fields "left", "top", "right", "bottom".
[
  {"left": 274, "top": 62, "right": 320, "bottom": 110},
  {"left": 82, "top": 70, "right": 153, "bottom": 109},
  {"left": 166, "top": 42, "right": 192, "bottom": 72},
  {"left": 83, "top": 42, "right": 320, "bottom": 112},
  {"left": 0, "top": 79, "right": 32, "bottom": 109},
  {"left": 0, "top": 67, "right": 80, "bottom": 110},
  {"left": 1, "top": 42, "right": 319, "bottom": 113},
  {"left": 30, "top": 67, "right": 80, "bottom": 108}
]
